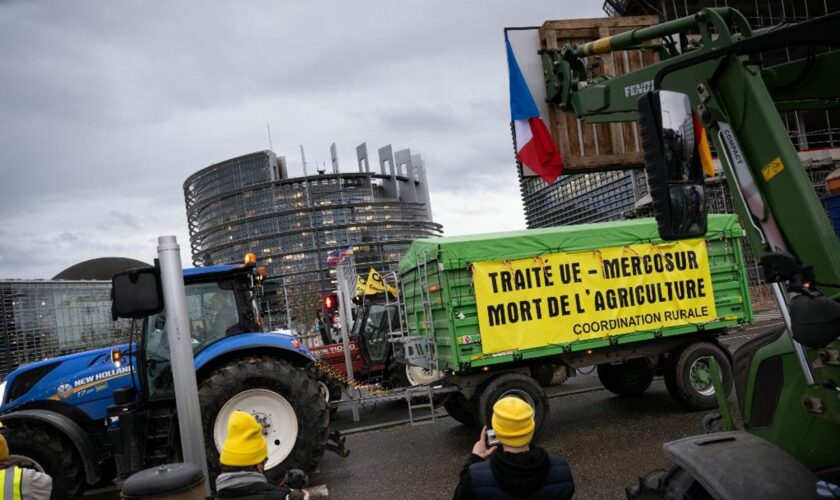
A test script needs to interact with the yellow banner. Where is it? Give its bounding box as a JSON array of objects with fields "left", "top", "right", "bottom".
[
  {"left": 355, "top": 268, "right": 398, "bottom": 297},
  {"left": 473, "top": 239, "right": 717, "bottom": 354}
]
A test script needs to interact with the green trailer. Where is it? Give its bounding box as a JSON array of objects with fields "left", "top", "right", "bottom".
[{"left": 395, "top": 214, "right": 752, "bottom": 432}]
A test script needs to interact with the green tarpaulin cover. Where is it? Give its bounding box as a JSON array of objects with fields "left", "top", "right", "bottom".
[{"left": 399, "top": 215, "right": 742, "bottom": 273}]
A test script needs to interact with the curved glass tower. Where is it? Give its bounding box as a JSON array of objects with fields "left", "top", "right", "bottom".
[{"left": 184, "top": 148, "right": 442, "bottom": 329}]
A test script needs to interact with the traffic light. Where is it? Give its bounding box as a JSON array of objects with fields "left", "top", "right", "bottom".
[{"left": 323, "top": 293, "right": 338, "bottom": 312}]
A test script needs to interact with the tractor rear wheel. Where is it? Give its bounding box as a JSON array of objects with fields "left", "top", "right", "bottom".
[
  {"left": 199, "top": 356, "right": 328, "bottom": 485},
  {"left": 597, "top": 358, "right": 654, "bottom": 397},
  {"left": 2, "top": 423, "right": 83, "bottom": 500}
]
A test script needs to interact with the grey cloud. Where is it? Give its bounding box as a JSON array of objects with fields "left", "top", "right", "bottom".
[{"left": 0, "top": 0, "right": 604, "bottom": 278}]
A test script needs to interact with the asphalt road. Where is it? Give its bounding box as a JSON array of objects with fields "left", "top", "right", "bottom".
[
  {"left": 311, "top": 315, "right": 783, "bottom": 499},
  {"left": 314, "top": 381, "right": 709, "bottom": 500}
]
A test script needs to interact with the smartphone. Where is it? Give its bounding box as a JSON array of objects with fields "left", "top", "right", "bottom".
[{"left": 486, "top": 428, "right": 500, "bottom": 447}]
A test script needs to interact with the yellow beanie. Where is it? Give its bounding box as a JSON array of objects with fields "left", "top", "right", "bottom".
[
  {"left": 220, "top": 411, "right": 268, "bottom": 467},
  {"left": 491, "top": 397, "right": 535, "bottom": 448}
]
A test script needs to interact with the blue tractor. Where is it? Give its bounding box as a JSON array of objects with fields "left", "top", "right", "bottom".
[{"left": 0, "top": 257, "right": 329, "bottom": 498}]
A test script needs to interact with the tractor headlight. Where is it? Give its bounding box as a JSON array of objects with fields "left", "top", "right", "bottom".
[{"left": 0, "top": 380, "right": 7, "bottom": 405}]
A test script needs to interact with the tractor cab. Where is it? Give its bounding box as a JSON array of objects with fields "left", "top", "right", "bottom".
[
  {"left": 141, "top": 260, "right": 265, "bottom": 400},
  {"left": 350, "top": 292, "right": 401, "bottom": 368}
]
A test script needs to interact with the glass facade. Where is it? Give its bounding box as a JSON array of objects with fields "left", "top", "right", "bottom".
[
  {"left": 184, "top": 150, "right": 442, "bottom": 329},
  {"left": 0, "top": 281, "right": 134, "bottom": 378}
]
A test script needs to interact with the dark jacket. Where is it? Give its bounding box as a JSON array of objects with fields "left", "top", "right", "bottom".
[
  {"left": 214, "top": 471, "right": 289, "bottom": 500},
  {"left": 452, "top": 446, "right": 575, "bottom": 500}
]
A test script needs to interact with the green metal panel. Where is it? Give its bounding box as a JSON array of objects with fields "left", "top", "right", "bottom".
[
  {"left": 399, "top": 215, "right": 752, "bottom": 373},
  {"left": 746, "top": 335, "right": 840, "bottom": 471}
]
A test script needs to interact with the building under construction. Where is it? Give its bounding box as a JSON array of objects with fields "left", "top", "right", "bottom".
[
  {"left": 519, "top": 0, "right": 840, "bottom": 307},
  {"left": 184, "top": 145, "right": 442, "bottom": 330}
]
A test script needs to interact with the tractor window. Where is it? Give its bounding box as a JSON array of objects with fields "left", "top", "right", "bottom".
[
  {"left": 143, "top": 283, "right": 240, "bottom": 400},
  {"left": 362, "top": 304, "right": 392, "bottom": 364}
]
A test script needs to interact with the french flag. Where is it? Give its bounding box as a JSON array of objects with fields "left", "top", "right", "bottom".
[{"left": 506, "top": 37, "right": 564, "bottom": 184}]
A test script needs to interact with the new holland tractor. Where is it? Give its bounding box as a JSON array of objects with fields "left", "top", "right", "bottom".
[{"left": 0, "top": 255, "right": 329, "bottom": 498}]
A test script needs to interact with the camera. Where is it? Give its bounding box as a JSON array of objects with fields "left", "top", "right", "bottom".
[
  {"left": 486, "top": 428, "right": 500, "bottom": 447},
  {"left": 285, "top": 469, "right": 309, "bottom": 500}
]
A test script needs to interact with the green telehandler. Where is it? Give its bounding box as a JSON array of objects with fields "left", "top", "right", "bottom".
[{"left": 535, "top": 8, "right": 840, "bottom": 499}]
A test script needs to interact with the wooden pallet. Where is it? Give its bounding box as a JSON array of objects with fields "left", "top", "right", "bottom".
[{"left": 540, "top": 15, "right": 659, "bottom": 173}]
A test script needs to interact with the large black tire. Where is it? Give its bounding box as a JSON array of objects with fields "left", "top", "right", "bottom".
[
  {"left": 476, "top": 374, "right": 549, "bottom": 440},
  {"left": 531, "top": 363, "right": 569, "bottom": 387},
  {"left": 626, "top": 466, "right": 713, "bottom": 499},
  {"left": 443, "top": 393, "right": 478, "bottom": 426},
  {"left": 387, "top": 357, "right": 411, "bottom": 388},
  {"left": 665, "top": 342, "right": 733, "bottom": 410},
  {"left": 1, "top": 423, "right": 83, "bottom": 500},
  {"left": 199, "top": 356, "right": 329, "bottom": 485},
  {"left": 597, "top": 358, "right": 654, "bottom": 397},
  {"left": 309, "top": 364, "right": 344, "bottom": 418}
]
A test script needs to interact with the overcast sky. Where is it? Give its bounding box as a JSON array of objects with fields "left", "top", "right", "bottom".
[{"left": 0, "top": 0, "right": 604, "bottom": 279}]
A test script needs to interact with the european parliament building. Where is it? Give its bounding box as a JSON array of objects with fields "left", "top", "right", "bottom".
[{"left": 184, "top": 145, "right": 442, "bottom": 328}]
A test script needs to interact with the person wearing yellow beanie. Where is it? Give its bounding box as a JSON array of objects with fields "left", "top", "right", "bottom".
[
  {"left": 215, "top": 411, "right": 307, "bottom": 500},
  {"left": 452, "top": 397, "right": 575, "bottom": 499},
  {"left": 0, "top": 433, "right": 53, "bottom": 500},
  {"left": 220, "top": 411, "right": 269, "bottom": 468}
]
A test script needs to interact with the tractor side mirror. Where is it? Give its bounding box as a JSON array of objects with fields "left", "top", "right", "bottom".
[
  {"left": 637, "top": 90, "right": 707, "bottom": 240},
  {"left": 112, "top": 265, "right": 164, "bottom": 320}
]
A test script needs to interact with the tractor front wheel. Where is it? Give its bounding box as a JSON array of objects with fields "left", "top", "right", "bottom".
[
  {"left": 2, "top": 423, "right": 83, "bottom": 500},
  {"left": 199, "top": 356, "right": 328, "bottom": 485}
]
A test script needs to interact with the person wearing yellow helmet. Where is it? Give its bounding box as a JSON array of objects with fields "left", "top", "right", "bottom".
[
  {"left": 214, "top": 411, "right": 308, "bottom": 500},
  {"left": 452, "top": 397, "right": 575, "bottom": 499}
]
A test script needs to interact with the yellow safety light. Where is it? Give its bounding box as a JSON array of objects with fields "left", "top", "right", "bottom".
[
  {"left": 244, "top": 253, "right": 257, "bottom": 266},
  {"left": 111, "top": 349, "right": 123, "bottom": 366}
]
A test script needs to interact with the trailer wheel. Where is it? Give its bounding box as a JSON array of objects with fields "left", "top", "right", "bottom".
[
  {"left": 597, "top": 358, "right": 654, "bottom": 397},
  {"left": 199, "top": 356, "right": 328, "bottom": 485},
  {"left": 626, "top": 466, "right": 713, "bottom": 499},
  {"left": 443, "top": 393, "right": 477, "bottom": 426},
  {"left": 2, "top": 423, "right": 83, "bottom": 500},
  {"left": 665, "top": 342, "right": 732, "bottom": 410},
  {"left": 531, "top": 363, "right": 569, "bottom": 386},
  {"left": 476, "top": 374, "right": 549, "bottom": 440}
]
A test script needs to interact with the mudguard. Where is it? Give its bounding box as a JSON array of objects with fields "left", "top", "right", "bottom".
[
  {"left": 663, "top": 431, "right": 819, "bottom": 500},
  {"left": 0, "top": 409, "right": 102, "bottom": 485},
  {"left": 194, "top": 331, "right": 314, "bottom": 370}
]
